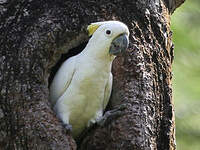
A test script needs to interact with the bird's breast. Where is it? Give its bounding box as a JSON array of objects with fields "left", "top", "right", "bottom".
[{"left": 64, "top": 61, "right": 111, "bottom": 137}]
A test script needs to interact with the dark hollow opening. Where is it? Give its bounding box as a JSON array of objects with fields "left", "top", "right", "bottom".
[{"left": 48, "top": 42, "right": 88, "bottom": 87}]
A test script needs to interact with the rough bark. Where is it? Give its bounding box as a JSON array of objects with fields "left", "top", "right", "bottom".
[{"left": 0, "top": 0, "right": 185, "bottom": 150}]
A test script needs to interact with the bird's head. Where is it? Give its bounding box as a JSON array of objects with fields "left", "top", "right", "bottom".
[{"left": 86, "top": 21, "right": 129, "bottom": 58}]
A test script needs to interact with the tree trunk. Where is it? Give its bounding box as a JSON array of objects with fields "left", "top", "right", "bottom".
[{"left": 0, "top": 0, "right": 185, "bottom": 149}]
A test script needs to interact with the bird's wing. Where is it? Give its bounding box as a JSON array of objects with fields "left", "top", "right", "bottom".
[
  {"left": 50, "top": 56, "right": 76, "bottom": 107},
  {"left": 103, "top": 73, "right": 113, "bottom": 110}
]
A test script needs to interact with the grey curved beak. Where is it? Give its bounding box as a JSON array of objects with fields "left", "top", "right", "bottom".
[{"left": 109, "top": 34, "right": 129, "bottom": 55}]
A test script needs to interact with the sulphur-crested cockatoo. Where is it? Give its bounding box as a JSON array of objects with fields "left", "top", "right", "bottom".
[{"left": 50, "top": 21, "right": 129, "bottom": 138}]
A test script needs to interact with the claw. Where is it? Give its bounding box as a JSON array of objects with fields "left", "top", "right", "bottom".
[
  {"left": 116, "top": 103, "right": 129, "bottom": 110},
  {"left": 97, "top": 103, "right": 128, "bottom": 127},
  {"left": 63, "top": 123, "right": 72, "bottom": 132}
]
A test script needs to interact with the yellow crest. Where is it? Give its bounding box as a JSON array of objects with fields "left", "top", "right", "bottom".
[{"left": 87, "top": 24, "right": 100, "bottom": 36}]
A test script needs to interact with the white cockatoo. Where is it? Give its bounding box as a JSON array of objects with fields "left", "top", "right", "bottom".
[{"left": 50, "top": 21, "right": 129, "bottom": 138}]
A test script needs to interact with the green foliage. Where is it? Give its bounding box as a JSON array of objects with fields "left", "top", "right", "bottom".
[{"left": 171, "top": 0, "right": 200, "bottom": 149}]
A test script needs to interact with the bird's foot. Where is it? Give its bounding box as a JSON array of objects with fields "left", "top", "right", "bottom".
[
  {"left": 63, "top": 123, "right": 72, "bottom": 133},
  {"left": 97, "top": 103, "right": 128, "bottom": 127},
  {"left": 76, "top": 104, "right": 128, "bottom": 143}
]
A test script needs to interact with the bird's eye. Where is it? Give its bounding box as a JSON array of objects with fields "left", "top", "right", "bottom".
[
  {"left": 106, "top": 30, "right": 111, "bottom": 35},
  {"left": 105, "top": 29, "right": 112, "bottom": 36}
]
